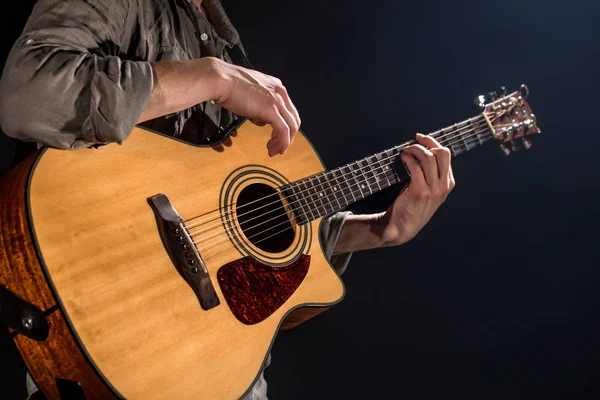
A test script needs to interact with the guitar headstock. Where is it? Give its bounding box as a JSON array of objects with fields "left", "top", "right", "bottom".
[{"left": 478, "top": 84, "right": 541, "bottom": 155}]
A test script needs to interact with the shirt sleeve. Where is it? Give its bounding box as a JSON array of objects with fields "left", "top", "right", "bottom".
[
  {"left": 319, "top": 211, "right": 354, "bottom": 276},
  {"left": 0, "top": 0, "right": 152, "bottom": 149}
]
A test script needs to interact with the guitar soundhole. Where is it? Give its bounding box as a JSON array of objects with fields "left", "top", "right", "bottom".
[{"left": 236, "top": 183, "right": 295, "bottom": 253}]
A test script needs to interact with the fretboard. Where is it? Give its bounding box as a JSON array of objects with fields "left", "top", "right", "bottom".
[{"left": 282, "top": 114, "right": 495, "bottom": 225}]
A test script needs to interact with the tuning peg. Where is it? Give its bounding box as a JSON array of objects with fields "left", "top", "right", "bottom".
[
  {"left": 476, "top": 94, "right": 487, "bottom": 109},
  {"left": 520, "top": 84, "right": 530, "bottom": 98},
  {"left": 497, "top": 127, "right": 513, "bottom": 141},
  {"left": 521, "top": 137, "right": 533, "bottom": 150},
  {"left": 500, "top": 143, "right": 511, "bottom": 156},
  {"left": 529, "top": 113, "right": 536, "bottom": 124},
  {"left": 500, "top": 86, "right": 508, "bottom": 96},
  {"left": 488, "top": 91, "right": 498, "bottom": 101}
]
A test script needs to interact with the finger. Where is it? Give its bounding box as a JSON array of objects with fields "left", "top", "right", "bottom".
[
  {"left": 274, "top": 94, "right": 298, "bottom": 154},
  {"left": 430, "top": 147, "right": 451, "bottom": 181},
  {"left": 415, "top": 133, "right": 444, "bottom": 149},
  {"left": 400, "top": 152, "right": 426, "bottom": 189},
  {"left": 448, "top": 163, "right": 456, "bottom": 191},
  {"left": 276, "top": 86, "right": 301, "bottom": 141},
  {"left": 249, "top": 118, "right": 267, "bottom": 127},
  {"left": 266, "top": 109, "right": 290, "bottom": 157},
  {"left": 402, "top": 144, "right": 439, "bottom": 187}
]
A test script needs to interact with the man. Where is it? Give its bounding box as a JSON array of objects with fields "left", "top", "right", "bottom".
[{"left": 0, "top": 0, "right": 454, "bottom": 398}]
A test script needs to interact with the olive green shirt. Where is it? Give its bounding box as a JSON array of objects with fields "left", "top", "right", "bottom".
[{"left": 0, "top": 1, "right": 353, "bottom": 398}]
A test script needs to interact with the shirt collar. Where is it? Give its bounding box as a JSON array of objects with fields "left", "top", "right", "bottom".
[{"left": 202, "top": 0, "right": 241, "bottom": 47}]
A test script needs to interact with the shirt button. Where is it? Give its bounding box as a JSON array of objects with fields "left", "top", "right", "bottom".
[
  {"left": 200, "top": 33, "right": 209, "bottom": 42},
  {"left": 210, "top": 100, "right": 215, "bottom": 105}
]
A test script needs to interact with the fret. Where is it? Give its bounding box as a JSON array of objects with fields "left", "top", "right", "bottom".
[
  {"left": 476, "top": 128, "right": 484, "bottom": 146},
  {"left": 448, "top": 144, "right": 459, "bottom": 157},
  {"left": 370, "top": 155, "right": 384, "bottom": 190},
  {"left": 322, "top": 171, "right": 342, "bottom": 211},
  {"left": 375, "top": 151, "right": 393, "bottom": 188},
  {"left": 342, "top": 164, "right": 361, "bottom": 201},
  {"left": 437, "top": 127, "right": 449, "bottom": 146},
  {"left": 467, "top": 118, "right": 479, "bottom": 146},
  {"left": 453, "top": 122, "right": 469, "bottom": 151},
  {"left": 445, "top": 124, "right": 463, "bottom": 155},
  {"left": 365, "top": 156, "right": 382, "bottom": 191},
  {"left": 354, "top": 159, "right": 373, "bottom": 197},
  {"left": 307, "top": 176, "right": 327, "bottom": 217},
  {"left": 354, "top": 159, "right": 369, "bottom": 195},
  {"left": 298, "top": 179, "right": 317, "bottom": 221},
  {"left": 315, "top": 173, "right": 334, "bottom": 216},
  {"left": 374, "top": 152, "right": 394, "bottom": 187},
  {"left": 324, "top": 173, "right": 339, "bottom": 212},
  {"left": 386, "top": 148, "right": 402, "bottom": 182},
  {"left": 317, "top": 173, "right": 335, "bottom": 215},
  {"left": 454, "top": 145, "right": 466, "bottom": 157},
  {"left": 288, "top": 183, "right": 308, "bottom": 224},
  {"left": 465, "top": 127, "right": 477, "bottom": 148},
  {"left": 331, "top": 168, "right": 351, "bottom": 206},
  {"left": 282, "top": 114, "right": 497, "bottom": 225}
]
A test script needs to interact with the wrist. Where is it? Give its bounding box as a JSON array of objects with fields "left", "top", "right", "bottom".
[
  {"left": 198, "top": 56, "right": 231, "bottom": 103},
  {"left": 375, "top": 210, "right": 412, "bottom": 247}
]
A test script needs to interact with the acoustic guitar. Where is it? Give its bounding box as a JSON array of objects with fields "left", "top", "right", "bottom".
[{"left": 0, "top": 85, "right": 540, "bottom": 399}]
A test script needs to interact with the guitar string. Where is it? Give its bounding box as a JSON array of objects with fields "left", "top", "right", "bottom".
[
  {"left": 194, "top": 125, "right": 495, "bottom": 255},
  {"left": 188, "top": 118, "right": 491, "bottom": 240},
  {"left": 191, "top": 121, "right": 494, "bottom": 249},
  {"left": 184, "top": 114, "right": 488, "bottom": 229},
  {"left": 185, "top": 116, "right": 491, "bottom": 238},
  {"left": 198, "top": 128, "right": 496, "bottom": 260},
  {"left": 185, "top": 114, "right": 488, "bottom": 229},
  {"left": 194, "top": 157, "right": 401, "bottom": 244},
  {"left": 196, "top": 128, "right": 494, "bottom": 254}
]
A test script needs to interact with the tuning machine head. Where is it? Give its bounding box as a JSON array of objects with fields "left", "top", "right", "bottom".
[
  {"left": 499, "top": 136, "right": 533, "bottom": 156},
  {"left": 520, "top": 84, "right": 530, "bottom": 98},
  {"left": 499, "top": 143, "right": 512, "bottom": 156},
  {"left": 478, "top": 84, "right": 541, "bottom": 156},
  {"left": 521, "top": 137, "right": 533, "bottom": 150},
  {"left": 477, "top": 94, "right": 487, "bottom": 110}
]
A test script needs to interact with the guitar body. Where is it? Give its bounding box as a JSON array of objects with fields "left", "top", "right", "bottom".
[{"left": 0, "top": 121, "right": 345, "bottom": 399}]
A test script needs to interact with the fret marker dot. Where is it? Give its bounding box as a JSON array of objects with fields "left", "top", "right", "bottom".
[
  {"left": 319, "top": 193, "right": 323, "bottom": 197},
  {"left": 361, "top": 184, "right": 366, "bottom": 189},
  {"left": 334, "top": 187, "right": 337, "bottom": 191}
]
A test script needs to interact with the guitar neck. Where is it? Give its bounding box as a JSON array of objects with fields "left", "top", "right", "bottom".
[{"left": 282, "top": 114, "right": 495, "bottom": 225}]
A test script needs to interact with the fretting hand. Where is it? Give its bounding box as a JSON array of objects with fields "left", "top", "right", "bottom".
[
  {"left": 378, "top": 133, "right": 455, "bottom": 246},
  {"left": 333, "top": 133, "right": 455, "bottom": 254}
]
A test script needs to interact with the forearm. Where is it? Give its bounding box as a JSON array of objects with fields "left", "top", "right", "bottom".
[
  {"left": 138, "top": 57, "right": 223, "bottom": 123},
  {"left": 333, "top": 212, "right": 404, "bottom": 255}
]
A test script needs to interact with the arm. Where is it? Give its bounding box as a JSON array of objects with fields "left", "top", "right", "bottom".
[
  {"left": 333, "top": 134, "right": 455, "bottom": 255},
  {"left": 140, "top": 58, "right": 301, "bottom": 157},
  {"left": 0, "top": 0, "right": 299, "bottom": 156},
  {"left": 0, "top": 0, "right": 151, "bottom": 149}
]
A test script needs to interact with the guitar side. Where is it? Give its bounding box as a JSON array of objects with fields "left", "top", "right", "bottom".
[{"left": 0, "top": 122, "right": 345, "bottom": 399}]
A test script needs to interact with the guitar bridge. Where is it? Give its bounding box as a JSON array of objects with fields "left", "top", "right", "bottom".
[{"left": 147, "top": 194, "right": 220, "bottom": 310}]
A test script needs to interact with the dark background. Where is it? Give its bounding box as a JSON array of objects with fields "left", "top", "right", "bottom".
[{"left": 1, "top": 0, "right": 599, "bottom": 399}]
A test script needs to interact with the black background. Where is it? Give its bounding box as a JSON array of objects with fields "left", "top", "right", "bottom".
[{"left": 2, "top": 0, "right": 600, "bottom": 399}]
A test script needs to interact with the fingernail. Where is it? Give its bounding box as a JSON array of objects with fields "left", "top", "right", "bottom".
[{"left": 416, "top": 133, "right": 424, "bottom": 137}]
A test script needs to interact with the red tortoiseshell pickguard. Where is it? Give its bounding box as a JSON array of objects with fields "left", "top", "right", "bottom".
[{"left": 216, "top": 255, "right": 310, "bottom": 325}]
